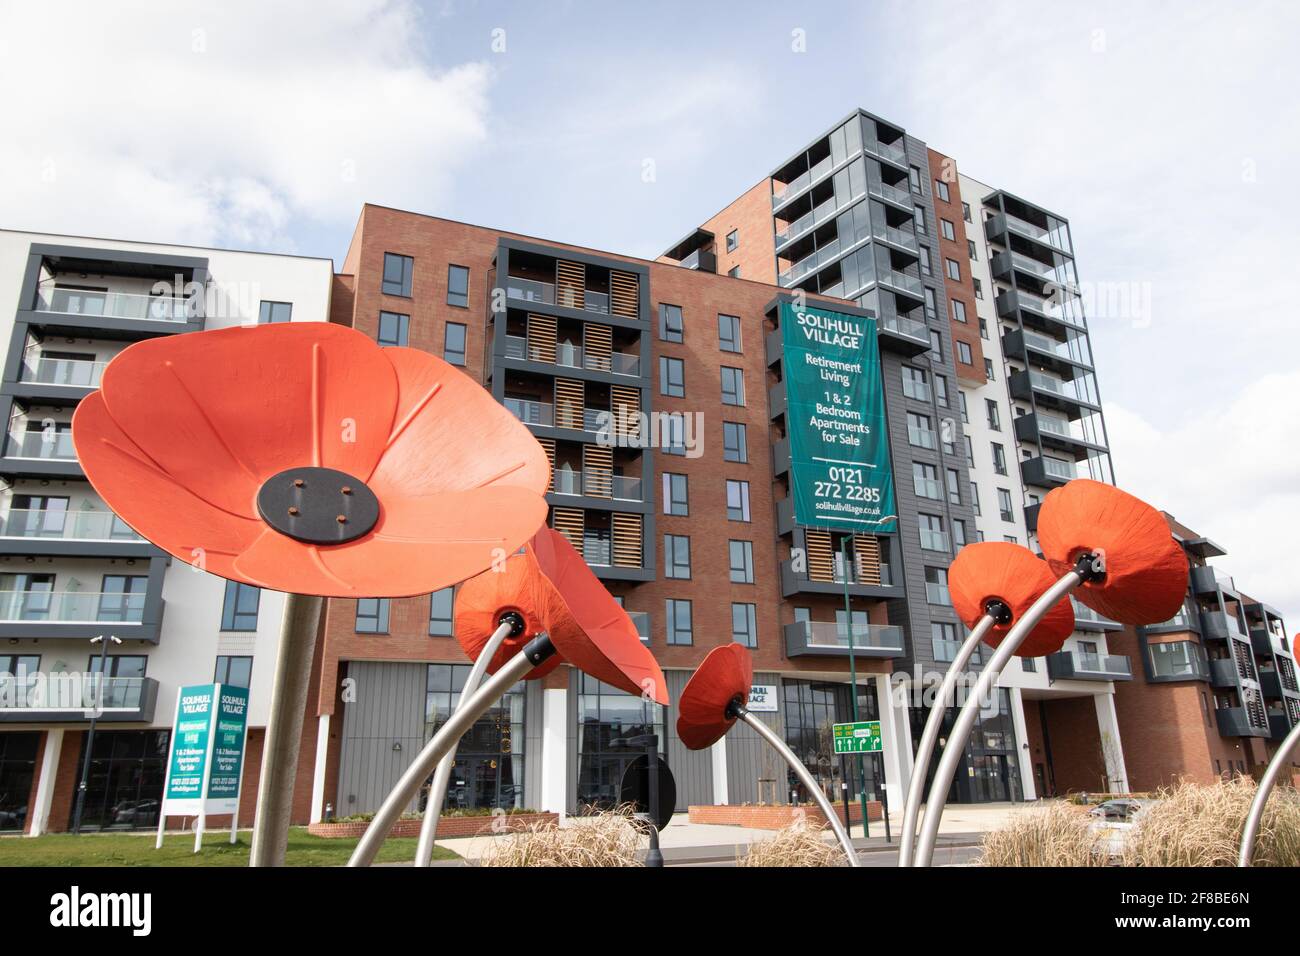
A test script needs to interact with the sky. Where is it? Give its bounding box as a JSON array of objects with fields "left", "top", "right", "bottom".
[{"left": 1, "top": 0, "right": 1297, "bottom": 622}]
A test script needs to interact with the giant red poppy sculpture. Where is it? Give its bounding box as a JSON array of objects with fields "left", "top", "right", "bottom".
[
  {"left": 677, "top": 643, "right": 860, "bottom": 866},
  {"left": 912, "top": 481, "right": 1188, "bottom": 867},
  {"left": 351, "top": 527, "right": 667, "bottom": 867},
  {"left": 71, "top": 322, "right": 551, "bottom": 866},
  {"left": 899, "top": 542, "right": 1074, "bottom": 866}
]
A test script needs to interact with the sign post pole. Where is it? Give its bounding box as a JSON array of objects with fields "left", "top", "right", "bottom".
[
  {"left": 193, "top": 683, "right": 222, "bottom": 854},
  {"left": 230, "top": 717, "right": 250, "bottom": 845},
  {"left": 155, "top": 690, "right": 182, "bottom": 850},
  {"left": 841, "top": 539, "right": 870, "bottom": 840}
]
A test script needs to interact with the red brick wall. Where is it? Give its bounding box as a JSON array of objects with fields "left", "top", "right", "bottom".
[
  {"left": 1038, "top": 696, "right": 1107, "bottom": 794},
  {"left": 687, "top": 801, "right": 882, "bottom": 829},
  {"left": 44, "top": 729, "right": 84, "bottom": 833},
  {"left": 927, "top": 149, "right": 986, "bottom": 386},
  {"left": 698, "top": 179, "right": 778, "bottom": 283}
]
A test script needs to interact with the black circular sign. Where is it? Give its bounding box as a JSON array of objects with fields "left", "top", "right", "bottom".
[
  {"left": 618, "top": 754, "right": 676, "bottom": 831},
  {"left": 256, "top": 467, "right": 380, "bottom": 545}
]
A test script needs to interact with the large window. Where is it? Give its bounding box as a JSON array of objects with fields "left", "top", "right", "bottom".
[
  {"left": 729, "top": 540, "right": 755, "bottom": 583},
  {"left": 925, "top": 567, "right": 951, "bottom": 605},
  {"left": 378, "top": 311, "right": 409, "bottom": 347},
  {"left": 902, "top": 366, "right": 929, "bottom": 401},
  {"left": 723, "top": 421, "right": 748, "bottom": 463},
  {"left": 659, "top": 303, "right": 683, "bottom": 342},
  {"left": 664, "top": 534, "right": 691, "bottom": 579},
  {"left": 782, "top": 678, "right": 881, "bottom": 804},
  {"left": 726, "top": 479, "right": 751, "bottom": 521},
  {"left": 731, "top": 603, "right": 758, "bottom": 647},
  {"left": 443, "top": 323, "right": 467, "bottom": 366},
  {"left": 382, "top": 252, "right": 414, "bottom": 297},
  {"left": 258, "top": 300, "right": 292, "bottom": 324},
  {"left": 425, "top": 663, "right": 525, "bottom": 810},
  {"left": 220, "top": 581, "right": 260, "bottom": 631},
  {"left": 68, "top": 730, "right": 170, "bottom": 830},
  {"left": 913, "top": 461, "right": 940, "bottom": 500},
  {"left": 0, "top": 733, "right": 39, "bottom": 832},
  {"left": 446, "top": 264, "right": 470, "bottom": 308},
  {"left": 998, "top": 488, "right": 1015, "bottom": 522},
  {"left": 665, "top": 599, "right": 693, "bottom": 646},
  {"left": 718, "top": 313, "right": 741, "bottom": 353},
  {"left": 659, "top": 356, "right": 684, "bottom": 397},
  {"left": 576, "top": 673, "right": 664, "bottom": 809},
  {"left": 907, "top": 412, "right": 935, "bottom": 449},
  {"left": 721, "top": 366, "right": 745, "bottom": 406},
  {"left": 662, "top": 473, "right": 689, "bottom": 515},
  {"left": 429, "top": 588, "right": 454, "bottom": 636},
  {"left": 214, "top": 655, "right": 253, "bottom": 689},
  {"left": 992, "top": 442, "right": 1007, "bottom": 475},
  {"left": 919, "top": 513, "right": 948, "bottom": 551},
  {"left": 98, "top": 575, "right": 147, "bottom": 623},
  {"left": 356, "top": 598, "right": 390, "bottom": 633}
]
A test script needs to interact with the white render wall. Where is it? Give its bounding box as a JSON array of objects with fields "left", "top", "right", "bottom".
[{"left": 0, "top": 228, "right": 335, "bottom": 730}]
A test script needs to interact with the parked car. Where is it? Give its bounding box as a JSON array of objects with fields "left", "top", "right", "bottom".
[{"left": 1089, "top": 798, "right": 1141, "bottom": 821}]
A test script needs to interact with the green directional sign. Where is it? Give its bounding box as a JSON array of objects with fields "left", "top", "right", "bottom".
[
  {"left": 779, "top": 300, "right": 897, "bottom": 534},
  {"left": 833, "top": 720, "right": 883, "bottom": 755}
]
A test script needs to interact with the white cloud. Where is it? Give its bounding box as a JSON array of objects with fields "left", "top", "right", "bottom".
[
  {"left": 0, "top": 0, "right": 494, "bottom": 250},
  {"left": 1107, "top": 372, "right": 1300, "bottom": 625}
]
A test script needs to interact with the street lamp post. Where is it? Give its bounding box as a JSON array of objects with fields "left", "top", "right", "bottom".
[
  {"left": 840, "top": 539, "right": 870, "bottom": 840},
  {"left": 71, "top": 633, "right": 122, "bottom": 835}
]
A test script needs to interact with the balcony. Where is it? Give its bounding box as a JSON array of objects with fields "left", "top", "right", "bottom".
[
  {"left": 0, "top": 508, "right": 151, "bottom": 558},
  {"left": 1260, "top": 671, "right": 1286, "bottom": 700},
  {"left": 1270, "top": 713, "right": 1292, "bottom": 740},
  {"left": 502, "top": 335, "right": 640, "bottom": 377},
  {"left": 1021, "top": 455, "right": 1076, "bottom": 489},
  {"left": 875, "top": 269, "right": 924, "bottom": 299},
  {"left": 771, "top": 155, "right": 835, "bottom": 209},
  {"left": 1200, "top": 609, "right": 1246, "bottom": 642},
  {"left": 1145, "top": 640, "right": 1209, "bottom": 682},
  {"left": 1209, "top": 658, "right": 1239, "bottom": 689},
  {"left": 1009, "top": 369, "right": 1100, "bottom": 413},
  {"left": 503, "top": 276, "right": 614, "bottom": 317},
  {"left": 779, "top": 559, "right": 901, "bottom": 600},
  {"left": 991, "top": 251, "right": 1068, "bottom": 288},
  {"left": 1070, "top": 598, "right": 1122, "bottom": 631},
  {"left": 0, "top": 673, "right": 160, "bottom": 723},
  {"left": 0, "top": 589, "right": 146, "bottom": 625},
  {"left": 775, "top": 191, "right": 860, "bottom": 249},
  {"left": 1250, "top": 628, "right": 1277, "bottom": 658},
  {"left": 779, "top": 237, "right": 846, "bottom": 287},
  {"left": 877, "top": 313, "right": 931, "bottom": 355},
  {"left": 1014, "top": 412, "right": 1107, "bottom": 456},
  {"left": 1215, "top": 706, "right": 1271, "bottom": 739},
  {"left": 10, "top": 355, "right": 108, "bottom": 406},
  {"left": 865, "top": 138, "right": 908, "bottom": 167},
  {"left": 984, "top": 211, "right": 1072, "bottom": 255},
  {"left": 1046, "top": 650, "right": 1132, "bottom": 682},
  {"left": 1001, "top": 327, "right": 1092, "bottom": 376},
  {"left": 678, "top": 248, "right": 716, "bottom": 273},
  {"left": 503, "top": 398, "right": 609, "bottom": 435},
  {"left": 34, "top": 288, "right": 189, "bottom": 324},
  {"left": 1140, "top": 608, "right": 1199, "bottom": 636},
  {"left": 867, "top": 179, "right": 912, "bottom": 210},
  {"left": 1, "top": 424, "right": 81, "bottom": 480},
  {"left": 551, "top": 469, "right": 643, "bottom": 502},
  {"left": 994, "top": 288, "right": 1085, "bottom": 336},
  {"left": 783, "top": 620, "right": 904, "bottom": 660},
  {"left": 1191, "top": 564, "right": 1237, "bottom": 597}
]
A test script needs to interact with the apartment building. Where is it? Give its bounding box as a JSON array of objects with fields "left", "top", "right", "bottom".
[{"left": 0, "top": 230, "right": 334, "bottom": 834}]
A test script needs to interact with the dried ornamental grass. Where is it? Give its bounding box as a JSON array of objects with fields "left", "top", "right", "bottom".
[
  {"left": 738, "top": 821, "right": 848, "bottom": 867},
  {"left": 1123, "top": 777, "right": 1300, "bottom": 868},
  {"left": 978, "top": 801, "right": 1105, "bottom": 867},
  {"left": 479, "top": 804, "right": 643, "bottom": 867}
]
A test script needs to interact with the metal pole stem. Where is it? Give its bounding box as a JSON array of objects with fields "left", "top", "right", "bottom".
[
  {"left": 736, "top": 707, "right": 861, "bottom": 867},
  {"left": 1239, "top": 716, "right": 1300, "bottom": 866},
  {"left": 249, "top": 592, "right": 323, "bottom": 867},
  {"left": 413, "top": 620, "right": 514, "bottom": 867},
  {"left": 72, "top": 635, "right": 112, "bottom": 835},
  {"left": 348, "top": 634, "right": 554, "bottom": 868},
  {"left": 913, "top": 563, "right": 1091, "bottom": 867},
  {"left": 898, "top": 613, "right": 996, "bottom": 866},
  {"left": 645, "top": 734, "right": 663, "bottom": 867}
]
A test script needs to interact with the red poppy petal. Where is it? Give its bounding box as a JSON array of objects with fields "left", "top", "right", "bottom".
[
  {"left": 677, "top": 643, "right": 753, "bottom": 750},
  {"left": 949, "top": 542, "right": 1076, "bottom": 657},
  {"left": 367, "top": 347, "right": 550, "bottom": 500},
  {"left": 72, "top": 391, "right": 262, "bottom": 581},
  {"left": 453, "top": 550, "right": 564, "bottom": 680},
  {"left": 232, "top": 487, "right": 548, "bottom": 597},
  {"left": 98, "top": 323, "right": 398, "bottom": 516}
]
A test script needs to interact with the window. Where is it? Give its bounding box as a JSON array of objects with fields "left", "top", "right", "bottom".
[
  {"left": 382, "top": 252, "right": 414, "bottom": 297},
  {"left": 726, "top": 479, "right": 751, "bottom": 521},
  {"left": 925, "top": 567, "right": 951, "bottom": 605},
  {"left": 446, "top": 264, "right": 470, "bottom": 308},
  {"left": 443, "top": 322, "right": 467, "bottom": 366},
  {"left": 378, "top": 311, "right": 409, "bottom": 347},
  {"left": 998, "top": 488, "right": 1015, "bottom": 522},
  {"left": 220, "top": 581, "right": 260, "bottom": 631},
  {"left": 662, "top": 473, "right": 689, "bottom": 515},
  {"left": 992, "top": 442, "right": 1007, "bottom": 475},
  {"left": 918, "top": 246, "right": 932, "bottom": 276},
  {"left": 727, "top": 265, "right": 740, "bottom": 278},
  {"left": 907, "top": 412, "right": 935, "bottom": 449},
  {"left": 732, "top": 603, "right": 758, "bottom": 647},
  {"left": 971, "top": 482, "right": 981, "bottom": 515},
  {"left": 962, "top": 201, "right": 972, "bottom": 222},
  {"left": 729, "top": 540, "right": 755, "bottom": 583},
  {"left": 942, "top": 418, "right": 957, "bottom": 454},
  {"left": 984, "top": 358, "right": 995, "bottom": 381},
  {"left": 935, "top": 179, "right": 950, "bottom": 202},
  {"left": 902, "top": 365, "right": 930, "bottom": 401},
  {"left": 662, "top": 413, "right": 688, "bottom": 456},
  {"left": 723, "top": 421, "right": 748, "bottom": 463},
  {"left": 914, "top": 204, "right": 928, "bottom": 234},
  {"left": 214, "top": 655, "right": 253, "bottom": 689},
  {"left": 964, "top": 435, "right": 974, "bottom": 465},
  {"left": 946, "top": 468, "right": 961, "bottom": 505},
  {"left": 909, "top": 165, "right": 923, "bottom": 194},
  {"left": 957, "top": 340, "right": 973, "bottom": 365},
  {"left": 973, "top": 277, "right": 983, "bottom": 299},
  {"left": 664, "top": 534, "right": 691, "bottom": 579},
  {"left": 666, "top": 599, "right": 693, "bottom": 645},
  {"left": 258, "top": 301, "right": 292, "bottom": 324},
  {"left": 986, "top": 400, "right": 1001, "bottom": 431},
  {"left": 721, "top": 366, "right": 745, "bottom": 406},
  {"left": 929, "top": 330, "right": 943, "bottom": 360},
  {"left": 429, "top": 588, "right": 454, "bottom": 636},
  {"left": 356, "top": 598, "right": 390, "bottom": 633},
  {"left": 919, "top": 513, "right": 948, "bottom": 551},
  {"left": 717, "top": 313, "right": 741, "bottom": 352},
  {"left": 659, "top": 303, "right": 683, "bottom": 342},
  {"left": 1003, "top": 535, "right": 1019, "bottom": 544},
  {"left": 659, "top": 356, "right": 685, "bottom": 397},
  {"left": 967, "top": 239, "right": 977, "bottom": 260},
  {"left": 945, "top": 258, "right": 961, "bottom": 281},
  {"left": 934, "top": 374, "right": 949, "bottom": 408},
  {"left": 933, "top": 621, "right": 959, "bottom": 661},
  {"left": 913, "top": 462, "right": 940, "bottom": 499},
  {"left": 726, "top": 229, "right": 738, "bottom": 252},
  {"left": 951, "top": 299, "right": 967, "bottom": 323},
  {"left": 923, "top": 286, "right": 938, "bottom": 319},
  {"left": 953, "top": 519, "right": 967, "bottom": 548},
  {"left": 959, "top": 390, "right": 969, "bottom": 422},
  {"left": 979, "top": 316, "right": 988, "bottom": 339},
  {"left": 940, "top": 218, "right": 956, "bottom": 241}
]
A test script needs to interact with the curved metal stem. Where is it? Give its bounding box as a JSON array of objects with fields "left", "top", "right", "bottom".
[
  {"left": 898, "top": 614, "right": 995, "bottom": 867},
  {"left": 1239, "top": 716, "right": 1300, "bottom": 866},
  {"left": 737, "top": 708, "right": 861, "bottom": 867},
  {"left": 347, "top": 636, "right": 552, "bottom": 867},
  {"left": 414, "top": 620, "right": 513, "bottom": 867},
  {"left": 913, "top": 568, "right": 1086, "bottom": 866}
]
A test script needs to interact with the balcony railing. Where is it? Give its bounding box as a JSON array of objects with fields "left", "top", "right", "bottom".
[
  {"left": 503, "top": 335, "right": 639, "bottom": 376},
  {"left": 878, "top": 313, "right": 929, "bottom": 343},
  {"left": 908, "top": 425, "right": 937, "bottom": 449},
  {"left": 772, "top": 155, "right": 834, "bottom": 207},
  {"left": 785, "top": 620, "right": 904, "bottom": 658},
  {"left": 0, "top": 590, "right": 146, "bottom": 624},
  {"left": 868, "top": 179, "right": 912, "bottom": 207},
  {"left": 1025, "top": 371, "right": 1098, "bottom": 405},
  {"left": 877, "top": 270, "right": 923, "bottom": 297},
  {"left": 866, "top": 139, "right": 907, "bottom": 165},
  {"left": 0, "top": 673, "right": 154, "bottom": 713},
  {"left": 503, "top": 276, "right": 611, "bottom": 315},
  {"left": 582, "top": 536, "right": 611, "bottom": 566},
  {"left": 35, "top": 288, "right": 189, "bottom": 323},
  {"left": 20, "top": 357, "right": 107, "bottom": 388},
  {"left": 1017, "top": 328, "right": 1091, "bottom": 366},
  {"left": 1048, "top": 649, "right": 1133, "bottom": 681},
  {"left": 778, "top": 237, "right": 844, "bottom": 286},
  {"left": 998, "top": 212, "right": 1071, "bottom": 253},
  {"left": 504, "top": 397, "right": 553, "bottom": 427},
  {"left": 871, "top": 222, "right": 919, "bottom": 252},
  {"left": 4, "top": 428, "right": 76, "bottom": 460},
  {"left": 775, "top": 192, "right": 855, "bottom": 247},
  {"left": 0, "top": 508, "right": 143, "bottom": 542},
  {"left": 1070, "top": 597, "right": 1119, "bottom": 628},
  {"left": 1148, "top": 640, "right": 1209, "bottom": 680},
  {"left": 920, "top": 528, "right": 950, "bottom": 552},
  {"left": 551, "top": 470, "right": 643, "bottom": 501}
]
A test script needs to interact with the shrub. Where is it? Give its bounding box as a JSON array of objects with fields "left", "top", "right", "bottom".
[
  {"left": 738, "top": 822, "right": 848, "bottom": 867},
  {"left": 979, "top": 801, "right": 1105, "bottom": 867},
  {"left": 479, "top": 804, "right": 643, "bottom": 867}
]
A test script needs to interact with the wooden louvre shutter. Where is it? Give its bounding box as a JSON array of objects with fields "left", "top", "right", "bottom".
[
  {"left": 609, "top": 271, "right": 639, "bottom": 318},
  {"left": 551, "top": 507, "right": 584, "bottom": 552},
  {"left": 556, "top": 259, "right": 585, "bottom": 311},
  {"left": 584, "top": 323, "right": 612, "bottom": 373},
  {"left": 852, "top": 535, "right": 883, "bottom": 585},
  {"left": 612, "top": 513, "right": 643, "bottom": 568},
  {"left": 527, "top": 314, "right": 557, "bottom": 364},
  {"left": 611, "top": 384, "right": 640, "bottom": 441},
  {"left": 554, "top": 378, "right": 585, "bottom": 430},
  {"left": 805, "top": 529, "right": 834, "bottom": 583},
  {"left": 583, "top": 444, "right": 612, "bottom": 498},
  {"left": 537, "top": 438, "right": 556, "bottom": 491}
]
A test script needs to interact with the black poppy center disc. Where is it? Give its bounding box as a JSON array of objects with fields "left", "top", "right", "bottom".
[{"left": 257, "top": 467, "right": 380, "bottom": 545}]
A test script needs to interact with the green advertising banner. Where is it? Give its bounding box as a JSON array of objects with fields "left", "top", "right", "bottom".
[
  {"left": 779, "top": 300, "right": 897, "bottom": 533},
  {"left": 206, "top": 685, "right": 249, "bottom": 813},
  {"left": 164, "top": 683, "right": 216, "bottom": 809}
]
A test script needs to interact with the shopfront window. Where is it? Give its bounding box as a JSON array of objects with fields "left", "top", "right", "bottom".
[
  {"left": 576, "top": 673, "right": 665, "bottom": 810},
  {"left": 0, "top": 732, "right": 39, "bottom": 832},
  {"left": 68, "top": 730, "right": 170, "bottom": 830},
  {"left": 423, "top": 663, "right": 525, "bottom": 811},
  {"left": 781, "top": 678, "right": 882, "bottom": 806}
]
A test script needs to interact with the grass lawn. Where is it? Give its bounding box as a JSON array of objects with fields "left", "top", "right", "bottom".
[{"left": 0, "top": 828, "right": 460, "bottom": 867}]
